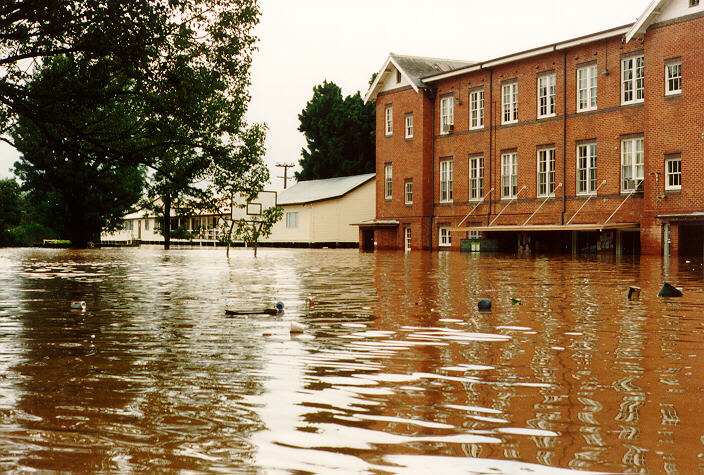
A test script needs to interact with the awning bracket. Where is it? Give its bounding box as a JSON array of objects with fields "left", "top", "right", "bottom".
[
  {"left": 523, "top": 183, "right": 562, "bottom": 226},
  {"left": 566, "top": 180, "right": 607, "bottom": 225},
  {"left": 457, "top": 188, "right": 494, "bottom": 227},
  {"left": 603, "top": 180, "right": 642, "bottom": 226},
  {"left": 490, "top": 185, "right": 527, "bottom": 226}
]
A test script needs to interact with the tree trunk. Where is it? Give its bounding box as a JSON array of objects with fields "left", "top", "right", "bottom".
[
  {"left": 163, "top": 194, "right": 172, "bottom": 250},
  {"left": 226, "top": 218, "right": 235, "bottom": 258}
]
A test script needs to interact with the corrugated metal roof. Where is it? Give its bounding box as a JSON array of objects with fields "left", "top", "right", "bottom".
[{"left": 277, "top": 173, "right": 375, "bottom": 205}]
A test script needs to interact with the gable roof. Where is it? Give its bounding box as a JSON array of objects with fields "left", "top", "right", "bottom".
[
  {"left": 364, "top": 53, "right": 474, "bottom": 102},
  {"left": 277, "top": 173, "right": 375, "bottom": 205},
  {"left": 626, "top": 0, "right": 673, "bottom": 42}
]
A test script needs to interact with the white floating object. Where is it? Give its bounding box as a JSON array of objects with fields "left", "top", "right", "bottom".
[
  {"left": 290, "top": 321, "right": 305, "bottom": 334},
  {"left": 70, "top": 301, "right": 86, "bottom": 310}
]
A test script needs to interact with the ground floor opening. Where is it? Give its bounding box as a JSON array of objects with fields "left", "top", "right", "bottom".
[{"left": 677, "top": 224, "right": 704, "bottom": 258}]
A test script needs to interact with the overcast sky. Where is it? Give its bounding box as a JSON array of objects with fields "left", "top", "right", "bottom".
[{"left": 0, "top": 0, "right": 650, "bottom": 187}]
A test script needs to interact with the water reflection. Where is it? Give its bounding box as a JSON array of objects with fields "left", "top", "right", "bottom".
[{"left": 0, "top": 247, "right": 702, "bottom": 472}]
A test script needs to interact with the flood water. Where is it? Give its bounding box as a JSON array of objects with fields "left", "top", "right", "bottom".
[{"left": 0, "top": 247, "right": 703, "bottom": 473}]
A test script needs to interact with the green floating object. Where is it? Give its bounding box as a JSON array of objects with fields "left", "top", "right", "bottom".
[{"left": 511, "top": 298, "right": 521, "bottom": 305}]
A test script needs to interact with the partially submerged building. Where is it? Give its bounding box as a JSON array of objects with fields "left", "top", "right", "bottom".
[
  {"left": 267, "top": 173, "right": 375, "bottom": 247},
  {"left": 362, "top": 0, "right": 704, "bottom": 257}
]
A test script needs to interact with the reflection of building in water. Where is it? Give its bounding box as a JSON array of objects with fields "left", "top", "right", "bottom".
[
  {"left": 362, "top": 0, "right": 704, "bottom": 258},
  {"left": 361, "top": 251, "right": 704, "bottom": 472}
]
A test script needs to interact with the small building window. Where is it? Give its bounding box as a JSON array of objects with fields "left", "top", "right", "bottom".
[
  {"left": 469, "top": 155, "right": 484, "bottom": 201},
  {"left": 469, "top": 88, "right": 484, "bottom": 129},
  {"left": 621, "top": 137, "right": 644, "bottom": 192},
  {"left": 385, "top": 105, "right": 393, "bottom": 136},
  {"left": 501, "top": 152, "right": 518, "bottom": 199},
  {"left": 665, "top": 156, "right": 682, "bottom": 191},
  {"left": 384, "top": 164, "right": 392, "bottom": 200},
  {"left": 622, "top": 55, "right": 645, "bottom": 105},
  {"left": 285, "top": 211, "right": 298, "bottom": 228},
  {"left": 404, "top": 180, "right": 413, "bottom": 204},
  {"left": 145, "top": 219, "right": 150, "bottom": 230},
  {"left": 690, "top": 0, "right": 699, "bottom": 7},
  {"left": 404, "top": 227, "right": 412, "bottom": 252},
  {"left": 577, "top": 64, "right": 597, "bottom": 112},
  {"left": 405, "top": 113, "right": 414, "bottom": 138},
  {"left": 439, "top": 159, "right": 453, "bottom": 202},
  {"left": 440, "top": 96, "right": 454, "bottom": 134},
  {"left": 537, "top": 147, "right": 556, "bottom": 197},
  {"left": 665, "top": 60, "right": 682, "bottom": 95},
  {"left": 439, "top": 227, "right": 451, "bottom": 247},
  {"left": 502, "top": 81, "right": 518, "bottom": 124},
  {"left": 537, "top": 73, "right": 556, "bottom": 118},
  {"left": 396, "top": 70, "right": 402, "bottom": 83},
  {"left": 577, "top": 143, "right": 598, "bottom": 195}
]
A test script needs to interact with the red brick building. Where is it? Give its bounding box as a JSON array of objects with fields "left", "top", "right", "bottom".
[{"left": 359, "top": 0, "right": 704, "bottom": 257}]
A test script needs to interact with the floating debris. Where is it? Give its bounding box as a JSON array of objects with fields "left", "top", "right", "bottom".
[
  {"left": 627, "top": 286, "right": 641, "bottom": 300},
  {"left": 478, "top": 299, "right": 491, "bottom": 310},
  {"left": 70, "top": 301, "right": 86, "bottom": 311},
  {"left": 290, "top": 321, "right": 305, "bottom": 334},
  {"left": 657, "top": 282, "right": 683, "bottom": 298}
]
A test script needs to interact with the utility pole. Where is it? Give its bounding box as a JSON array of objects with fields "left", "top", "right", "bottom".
[{"left": 276, "top": 163, "right": 295, "bottom": 189}]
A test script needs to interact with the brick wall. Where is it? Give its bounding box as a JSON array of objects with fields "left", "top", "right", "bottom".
[{"left": 373, "top": 14, "right": 704, "bottom": 254}]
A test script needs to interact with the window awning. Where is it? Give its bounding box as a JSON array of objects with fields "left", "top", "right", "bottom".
[
  {"left": 351, "top": 219, "right": 399, "bottom": 228},
  {"left": 449, "top": 223, "right": 639, "bottom": 233},
  {"left": 657, "top": 212, "right": 704, "bottom": 223}
]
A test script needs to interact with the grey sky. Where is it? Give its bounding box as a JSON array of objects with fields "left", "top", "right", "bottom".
[{"left": 0, "top": 0, "right": 650, "bottom": 186}]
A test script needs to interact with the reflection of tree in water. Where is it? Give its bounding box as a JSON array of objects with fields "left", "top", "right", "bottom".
[{"left": 2, "top": 249, "right": 268, "bottom": 471}]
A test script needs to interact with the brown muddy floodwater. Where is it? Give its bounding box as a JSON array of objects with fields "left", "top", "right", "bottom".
[{"left": 0, "top": 247, "right": 703, "bottom": 473}]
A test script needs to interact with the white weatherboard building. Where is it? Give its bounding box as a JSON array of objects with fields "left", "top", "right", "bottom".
[
  {"left": 102, "top": 174, "right": 375, "bottom": 247},
  {"left": 266, "top": 173, "right": 375, "bottom": 247}
]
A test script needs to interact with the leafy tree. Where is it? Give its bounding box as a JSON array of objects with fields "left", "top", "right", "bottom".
[
  {"left": 4, "top": 1, "right": 264, "bottom": 249},
  {"left": 136, "top": 0, "right": 261, "bottom": 249},
  {"left": 296, "top": 81, "right": 375, "bottom": 181},
  {"left": 0, "top": 1, "right": 172, "bottom": 162},
  {"left": 211, "top": 124, "right": 282, "bottom": 257},
  {"left": 0, "top": 179, "right": 22, "bottom": 245},
  {"left": 9, "top": 56, "right": 145, "bottom": 247},
  {"left": 231, "top": 206, "right": 283, "bottom": 258}
]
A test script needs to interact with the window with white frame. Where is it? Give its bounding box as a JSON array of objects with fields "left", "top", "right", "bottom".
[
  {"left": 440, "top": 96, "right": 454, "bottom": 134},
  {"left": 577, "top": 64, "right": 597, "bottom": 112},
  {"left": 439, "top": 159, "right": 453, "bottom": 202},
  {"left": 469, "top": 88, "right": 484, "bottom": 129},
  {"left": 404, "top": 227, "right": 412, "bottom": 251},
  {"left": 502, "top": 81, "right": 518, "bottom": 124},
  {"left": 577, "top": 142, "right": 598, "bottom": 195},
  {"left": 665, "top": 156, "right": 682, "bottom": 191},
  {"left": 385, "top": 105, "right": 393, "bottom": 136},
  {"left": 622, "top": 54, "right": 645, "bottom": 104},
  {"left": 501, "top": 152, "right": 518, "bottom": 199},
  {"left": 285, "top": 211, "right": 299, "bottom": 228},
  {"left": 469, "top": 155, "right": 484, "bottom": 201},
  {"left": 384, "top": 164, "right": 392, "bottom": 199},
  {"left": 690, "top": 0, "right": 699, "bottom": 7},
  {"left": 537, "top": 147, "right": 556, "bottom": 197},
  {"left": 665, "top": 60, "right": 682, "bottom": 95},
  {"left": 404, "top": 180, "right": 413, "bottom": 204},
  {"left": 439, "top": 227, "right": 451, "bottom": 247},
  {"left": 621, "top": 137, "right": 644, "bottom": 192},
  {"left": 145, "top": 219, "right": 150, "bottom": 230},
  {"left": 405, "top": 113, "right": 414, "bottom": 138},
  {"left": 537, "top": 73, "right": 556, "bottom": 118}
]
